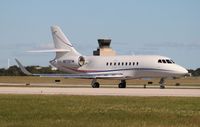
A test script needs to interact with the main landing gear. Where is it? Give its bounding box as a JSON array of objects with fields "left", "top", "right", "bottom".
[
  {"left": 91, "top": 79, "right": 127, "bottom": 88},
  {"left": 91, "top": 79, "right": 100, "bottom": 88},
  {"left": 159, "top": 78, "right": 165, "bottom": 89},
  {"left": 91, "top": 78, "right": 165, "bottom": 89},
  {"left": 118, "top": 80, "right": 126, "bottom": 88}
]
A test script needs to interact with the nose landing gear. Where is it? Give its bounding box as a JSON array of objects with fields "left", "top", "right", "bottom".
[{"left": 159, "top": 78, "right": 165, "bottom": 89}]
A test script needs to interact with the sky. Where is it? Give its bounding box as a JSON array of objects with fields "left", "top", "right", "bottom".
[{"left": 0, "top": 0, "right": 200, "bottom": 69}]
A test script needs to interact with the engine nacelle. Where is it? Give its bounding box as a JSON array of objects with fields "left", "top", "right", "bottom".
[{"left": 61, "top": 56, "right": 86, "bottom": 68}]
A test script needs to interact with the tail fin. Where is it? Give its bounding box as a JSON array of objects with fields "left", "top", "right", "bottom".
[{"left": 51, "top": 26, "right": 81, "bottom": 59}]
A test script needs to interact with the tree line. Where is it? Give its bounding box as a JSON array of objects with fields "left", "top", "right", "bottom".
[
  {"left": 0, "top": 65, "right": 200, "bottom": 76},
  {"left": 188, "top": 69, "right": 200, "bottom": 77}
]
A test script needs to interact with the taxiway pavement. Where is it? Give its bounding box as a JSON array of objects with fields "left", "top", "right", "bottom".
[{"left": 0, "top": 87, "right": 200, "bottom": 97}]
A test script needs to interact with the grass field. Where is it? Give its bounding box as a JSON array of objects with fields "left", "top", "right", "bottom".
[
  {"left": 0, "top": 76, "right": 200, "bottom": 86},
  {"left": 0, "top": 95, "right": 199, "bottom": 127}
]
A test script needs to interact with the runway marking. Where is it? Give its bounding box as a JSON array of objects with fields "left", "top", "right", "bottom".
[{"left": 0, "top": 87, "right": 200, "bottom": 97}]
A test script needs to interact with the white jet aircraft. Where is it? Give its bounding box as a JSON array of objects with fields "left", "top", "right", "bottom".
[{"left": 16, "top": 26, "right": 189, "bottom": 88}]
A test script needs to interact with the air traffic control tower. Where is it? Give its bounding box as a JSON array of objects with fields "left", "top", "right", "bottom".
[{"left": 93, "top": 39, "right": 116, "bottom": 56}]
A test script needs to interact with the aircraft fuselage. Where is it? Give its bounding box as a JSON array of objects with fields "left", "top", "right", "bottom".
[{"left": 50, "top": 55, "right": 188, "bottom": 80}]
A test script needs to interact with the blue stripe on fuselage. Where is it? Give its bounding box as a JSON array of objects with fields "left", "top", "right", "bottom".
[{"left": 78, "top": 68, "right": 172, "bottom": 73}]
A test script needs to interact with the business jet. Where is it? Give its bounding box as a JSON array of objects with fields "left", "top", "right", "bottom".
[{"left": 15, "top": 26, "right": 189, "bottom": 88}]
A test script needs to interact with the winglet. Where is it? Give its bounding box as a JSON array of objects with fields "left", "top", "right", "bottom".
[{"left": 15, "top": 59, "right": 32, "bottom": 75}]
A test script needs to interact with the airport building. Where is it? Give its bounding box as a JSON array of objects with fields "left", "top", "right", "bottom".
[{"left": 93, "top": 39, "right": 116, "bottom": 56}]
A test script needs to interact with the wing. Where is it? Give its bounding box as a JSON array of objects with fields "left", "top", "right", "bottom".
[{"left": 15, "top": 59, "right": 124, "bottom": 79}]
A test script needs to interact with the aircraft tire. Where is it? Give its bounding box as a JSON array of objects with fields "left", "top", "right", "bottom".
[
  {"left": 92, "top": 82, "right": 100, "bottom": 88},
  {"left": 118, "top": 83, "right": 126, "bottom": 88},
  {"left": 160, "top": 85, "right": 165, "bottom": 89}
]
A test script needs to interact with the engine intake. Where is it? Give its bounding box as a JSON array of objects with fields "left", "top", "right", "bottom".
[
  {"left": 78, "top": 56, "right": 85, "bottom": 66},
  {"left": 60, "top": 56, "right": 86, "bottom": 68}
]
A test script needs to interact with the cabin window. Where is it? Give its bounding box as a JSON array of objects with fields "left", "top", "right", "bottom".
[
  {"left": 136, "top": 62, "right": 139, "bottom": 66},
  {"left": 114, "top": 62, "right": 116, "bottom": 66},
  {"left": 158, "top": 59, "right": 162, "bottom": 63},
  {"left": 118, "top": 62, "right": 120, "bottom": 66},
  {"left": 125, "top": 62, "right": 128, "bottom": 66},
  {"left": 162, "top": 60, "right": 166, "bottom": 63},
  {"left": 110, "top": 62, "right": 112, "bottom": 66},
  {"left": 106, "top": 62, "right": 109, "bottom": 66},
  {"left": 133, "top": 62, "right": 135, "bottom": 66},
  {"left": 122, "top": 62, "right": 124, "bottom": 66},
  {"left": 129, "top": 62, "right": 131, "bottom": 65}
]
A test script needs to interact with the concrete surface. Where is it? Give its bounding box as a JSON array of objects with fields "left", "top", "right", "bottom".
[
  {"left": 0, "top": 86, "right": 200, "bottom": 97},
  {"left": 0, "top": 83, "right": 200, "bottom": 89}
]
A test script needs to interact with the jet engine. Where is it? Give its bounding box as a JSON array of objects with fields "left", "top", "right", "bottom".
[{"left": 60, "top": 56, "right": 86, "bottom": 68}]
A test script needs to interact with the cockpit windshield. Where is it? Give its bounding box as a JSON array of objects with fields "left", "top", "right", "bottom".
[
  {"left": 162, "top": 60, "right": 166, "bottom": 63},
  {"left": 158, "top": 59, "right": 175, "bottom": 64},
  {"left": 166, "top": 59, "right": 172, "bottom": 64}
]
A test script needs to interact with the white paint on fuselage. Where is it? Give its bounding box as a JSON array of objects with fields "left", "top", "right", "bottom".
[{"left": 51, "top": 55, "right": 188, "bottom": 79}]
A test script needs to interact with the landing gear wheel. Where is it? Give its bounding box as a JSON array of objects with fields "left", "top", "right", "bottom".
[
  {"left": 160, "top": 85, "right": 165, "bottom": 89},
  {"left": 118, "top": 80, "right": 126, "bottom": 88},
  {"left": 92, "top": 82, "right": 100, "bottom": 88},
  {"left": 118, "top": 83, "right": 125, "bottom": 88},
  {"left": 159, "top": 78, "right": 165, "bottom": 89}
]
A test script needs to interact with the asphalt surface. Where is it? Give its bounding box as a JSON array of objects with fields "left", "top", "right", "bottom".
[
  {"left": 0, "top": 83, "right": 200, "bottom": 89},
  {"left": 0, "top": 86, "right": 200, "bottom": 97}
]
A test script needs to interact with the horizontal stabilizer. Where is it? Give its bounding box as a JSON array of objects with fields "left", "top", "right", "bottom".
[{"left": 28, "top": 49, "right": 70, "bottom": 53}]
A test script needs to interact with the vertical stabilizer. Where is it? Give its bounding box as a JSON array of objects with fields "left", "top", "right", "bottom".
[{"left": 51, "top": 26, "right": 81, "bottom": 59}]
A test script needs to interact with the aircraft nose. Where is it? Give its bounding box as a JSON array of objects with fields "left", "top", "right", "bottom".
[
  {"left": 181, "top": 68, "right": 188, "bottom": 75},
  {"left": 176, "top": 65, "right": 188, "bottom": 75}
]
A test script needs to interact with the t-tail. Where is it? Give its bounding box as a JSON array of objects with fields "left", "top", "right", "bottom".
[
  {"left": 51, "top": 26, "right": 81, "bottom": 59},
  {"left": 50, "top": 26, "right": 86, "bottom": 70}
]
